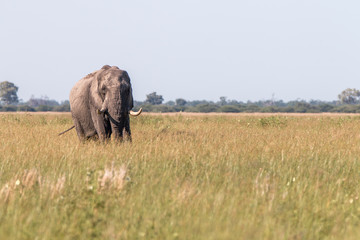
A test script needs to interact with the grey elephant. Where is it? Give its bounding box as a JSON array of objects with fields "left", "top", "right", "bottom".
[{"left": 60, "top": 65, "right": 142, "bottom": 141}]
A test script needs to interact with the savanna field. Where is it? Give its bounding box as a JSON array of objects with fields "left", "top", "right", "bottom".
[{"left": 1, "top": 113, "right": 360, "bottom": 239}]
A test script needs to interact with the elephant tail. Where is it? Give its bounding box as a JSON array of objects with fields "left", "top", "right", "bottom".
[{"left": 58, "top": 126, "right": 75, "bottom": 136}]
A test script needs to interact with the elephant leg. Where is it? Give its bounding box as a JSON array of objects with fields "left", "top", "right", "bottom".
[
  {"left": 124, "top": 115, "right": 132, "bottom": 142},
  {"left": 90, "top": 110, "right": 108, "bottom": 142},
  {"left": 114, "top": 124, "right": 124, "bottom": 142},
  {"left": 109, "top": 117, "right": 124, "bottom": 142},
  {"left": 104, "top": 115, "right": 112, "bottom": 139},
  {"left": 94, "top": 120, "right": 107, "bottom": 142},
  {"left": 73, "top": 118, "right": 86, "bottom": 141}
]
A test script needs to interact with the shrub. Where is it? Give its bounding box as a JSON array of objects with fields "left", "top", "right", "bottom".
[{"left": 17, "top": 105, "right": 36, "bottom": 112}]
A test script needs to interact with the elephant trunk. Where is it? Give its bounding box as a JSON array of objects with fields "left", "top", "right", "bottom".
[
  {"left": 108, "top": 112, "right": 131, "bottom": 141},
  {"left": 103, "top": 85, "right": 133, "bottom": 141},
  {"left": 107, "top": 96, "right": 131, "bottom": 141},
  {"left": 110, "top": 119, "right": 123, "bottom": 140}
]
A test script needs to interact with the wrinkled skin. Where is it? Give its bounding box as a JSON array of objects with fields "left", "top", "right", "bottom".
[{"left": 69, "top": 65, "right": 137, "bottom": 142}]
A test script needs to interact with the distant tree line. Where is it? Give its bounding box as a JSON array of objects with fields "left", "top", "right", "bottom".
[
  {"left": 133, "top": 93, "right": 360, "bottom": 113},
  {"left": 0, "top": 98, "right": 70, "bottom": 112},
  {"left": 131, "top": 90, "right": 360, "bottom": 113},
  {"left": 0, "top": 81, "right": 70, "bottom": 112},
  {"left": 2, "top": 82, "right": 360, "bottom": 113}
]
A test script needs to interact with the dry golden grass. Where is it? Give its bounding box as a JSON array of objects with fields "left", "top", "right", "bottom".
[{"left": 0, "top": 113, "right": 360, "bottom": 239}]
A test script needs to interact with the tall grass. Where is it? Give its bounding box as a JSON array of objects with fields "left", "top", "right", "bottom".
[{"left": 0, "top": 113, "right": 360, "bottom": 239}]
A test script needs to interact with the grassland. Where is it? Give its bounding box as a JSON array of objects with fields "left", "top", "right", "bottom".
[{"left": 1, "top": 113, "right": 360, "bottom": 239}]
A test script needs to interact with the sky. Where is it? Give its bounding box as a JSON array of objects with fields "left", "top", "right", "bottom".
[{"left": 1, "top": 0, "right": 360, "bottom": 103}]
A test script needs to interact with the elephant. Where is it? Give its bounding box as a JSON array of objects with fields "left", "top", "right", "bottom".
[{"left": 64, "top": 65, "right": 142, "bottom": 141}]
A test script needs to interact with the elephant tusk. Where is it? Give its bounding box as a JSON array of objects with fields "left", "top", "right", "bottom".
[{"left": 129, "top": 108, "right": 142, "bottom": 116}]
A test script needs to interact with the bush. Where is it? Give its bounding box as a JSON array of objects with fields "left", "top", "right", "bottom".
[
  {"left": 140, "top": 104, "right": 175, "bottom": 113},
  {"left": 53, "top": 104, "right": 70, "bottom": 112},
  {"left": 219, "top": 105, "right": 241, "bottom": 113},
  {"left": 1, "top": 105, "right": 17, "bottom": 112},
  {"left": 36, "top": 105, "right": 54, "bottom": 112},
  {"left": 17, "top": 105, "right": 36, "bottom": 112},
  {"left": 186, "top": 104, "right": 220, "bottom": 113},
  {"left": 319, "top": 104, "right": 334, "bottom": 112},
  {"left": 244, "top": 105, "right": 261, "bottom": 112}
]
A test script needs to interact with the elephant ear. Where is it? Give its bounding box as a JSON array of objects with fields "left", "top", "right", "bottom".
[
  {"left": 128, "top": 86, "right": 134, "bottom": 110},
  {"left": 89, "top": 68, "right": 108, "bottom": 110},
  {"left": 123, "top": 71, "right": 134, "bottom": 110}
]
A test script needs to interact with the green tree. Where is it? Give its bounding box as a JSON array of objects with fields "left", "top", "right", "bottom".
[
  {"left": 175, "top": 98, "right": 187, "bottom": 106},
  {"left": 338, "top": 88, "right": 360, "bottom": 104},
  {"left": 219, "top": 96, "right": 227, "bottom": 106},
  {"left": 145, "top": 92, "right": 164, "bottom": 105},
  {"left": 0, "top": 81, "right": 19, "bottom": 105}
]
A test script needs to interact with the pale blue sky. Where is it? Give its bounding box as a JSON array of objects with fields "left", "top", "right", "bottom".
[{"left": 1, "top": 0, "right": 360, "bottom": 102}]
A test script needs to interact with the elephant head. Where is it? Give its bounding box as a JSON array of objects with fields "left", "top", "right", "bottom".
[{"left": 90, "top": 65, "right": 142, "bottom": 140}]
